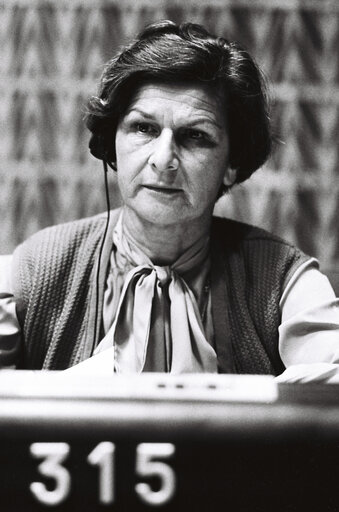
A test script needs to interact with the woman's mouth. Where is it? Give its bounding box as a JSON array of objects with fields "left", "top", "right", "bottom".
[{"left": 143, "top": 185, "right": 182, "bottom": 194}]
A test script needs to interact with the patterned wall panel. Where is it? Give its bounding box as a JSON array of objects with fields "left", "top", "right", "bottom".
[{"left": 1, "top": 0, "right": 339, "bottom": 271}]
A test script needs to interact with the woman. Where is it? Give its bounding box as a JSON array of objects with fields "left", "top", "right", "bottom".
[{"left": 1, "top": 21, "right": 339, "bottom": 379}]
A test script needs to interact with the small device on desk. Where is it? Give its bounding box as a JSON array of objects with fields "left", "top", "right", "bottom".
[{"left": 0, "top": 371, "right": 338, "bottom": 512}]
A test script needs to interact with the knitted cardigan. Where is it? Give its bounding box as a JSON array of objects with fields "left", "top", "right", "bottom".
[{"left": 12, "top": 209, "right": 310, "bottom": 374}]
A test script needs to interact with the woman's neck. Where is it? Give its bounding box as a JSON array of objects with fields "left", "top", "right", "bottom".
[{"left": 121, "top": 206, "right": 211, "bottom": 265}]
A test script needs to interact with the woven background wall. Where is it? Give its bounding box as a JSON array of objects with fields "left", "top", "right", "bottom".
[{"left": 1, "top": 0, "right": 339, "bottom": 272}]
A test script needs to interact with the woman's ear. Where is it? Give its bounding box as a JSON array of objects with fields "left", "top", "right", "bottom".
[{"left": 223, "top": 167, "right": 237, "bottom": 187}]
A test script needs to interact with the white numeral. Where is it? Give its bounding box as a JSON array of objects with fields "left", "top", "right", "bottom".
[
  {"left": 30, "top": 442, "right": 71, "bottom": 506},
  {"left": 87, "top": 442, "right": 115, "bottom": 504},
  {"left": 29, "top": 441, "right": 177, "bottom": 506},
  {"left": 135, "top": 443, "right": 176, "bottom": 506}
]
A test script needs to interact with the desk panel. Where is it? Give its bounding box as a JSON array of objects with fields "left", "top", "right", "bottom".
[{"left": 0, "top": 372, "right": 338, "bottom": 511}]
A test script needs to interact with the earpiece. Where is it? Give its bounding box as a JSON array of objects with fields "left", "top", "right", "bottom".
[
  {"left": 89, "top": 134, "right": 106, "bottom": 161},
  {"left": 89, "top": 133, "right": 117, "bottom": 171}
]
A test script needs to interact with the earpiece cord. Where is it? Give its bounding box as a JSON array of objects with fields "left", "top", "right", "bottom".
[{"left": 91, "top": 158, "right": 111, "bottom": 357}]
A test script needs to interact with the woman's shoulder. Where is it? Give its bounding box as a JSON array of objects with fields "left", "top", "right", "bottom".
[
  {"left": 11, "top": 209, "right": 121, "bottom": 303},
  {"left": 211, "top": 216, "right": 311, "bottom": 286},
  {"left": 20, "top": 212, "right": 108, "bottom": 246},
  {"left": 211, "top": 216, "right": 300, "bottom": 249},
  {"left": 15, "top": 208, "right": 121, "bottom": 254},
  {"left": 12, "top": 209, "right": 120, "bottom": 282}
]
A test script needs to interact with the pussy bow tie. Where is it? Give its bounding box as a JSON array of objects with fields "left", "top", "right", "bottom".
[{"left": 94, "top": 215, "right": 217, "bottom": 374}]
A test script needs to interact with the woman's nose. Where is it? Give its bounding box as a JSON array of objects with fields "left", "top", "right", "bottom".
[{"left": 148, "top": 129, "right": 179, "bottom": 172}]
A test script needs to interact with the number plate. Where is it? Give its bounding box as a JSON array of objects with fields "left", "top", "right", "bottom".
[
  {"left": 1, "top": 373, "right": 339, "bottom": 510},
  {"left": 2, "top": 436, "right": 339, "bottom": 511}
]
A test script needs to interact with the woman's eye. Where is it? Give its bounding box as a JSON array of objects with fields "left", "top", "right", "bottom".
[
  {"left": 183, "top": 129, "right": 207, "bottom": 141},
  {"left": 189, "top": 130, "right": 204, "bottom": 139},
  {"left": 135, "top": 122, "right": 157, "bottom": 135},
  {"left": 180, "top": 129, "right": 211, "bottom": 145}
]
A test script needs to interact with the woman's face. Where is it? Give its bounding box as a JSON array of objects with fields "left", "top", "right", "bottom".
[{"left": 115, "top": 81, "right": 233, "bottom": 228}]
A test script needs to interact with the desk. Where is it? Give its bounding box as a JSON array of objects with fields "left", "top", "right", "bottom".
[{"left": 0, "top": 371, "right": 338, "bottom": 511}]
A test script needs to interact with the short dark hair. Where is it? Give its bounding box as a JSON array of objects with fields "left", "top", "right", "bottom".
[{"left": 86, "top": 20, "right": 271, "bottom": 187}]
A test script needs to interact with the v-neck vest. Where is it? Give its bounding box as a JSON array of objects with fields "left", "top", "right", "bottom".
[{"left": 12, "top": 209, "right": 310, "bottom": 373}]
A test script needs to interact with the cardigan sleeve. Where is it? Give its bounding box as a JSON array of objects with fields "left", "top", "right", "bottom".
[{"left": 0, "top": 255, "right": 21, "bottom": 368}]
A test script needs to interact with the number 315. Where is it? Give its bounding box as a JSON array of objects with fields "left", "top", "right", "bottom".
[{"left": 29, "top": 442, "right": 176, "bottom": 507}]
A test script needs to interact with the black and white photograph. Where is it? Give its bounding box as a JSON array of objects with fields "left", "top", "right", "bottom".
[{"left": 0, "top": 0, "right": 339, "bottom": 510}]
